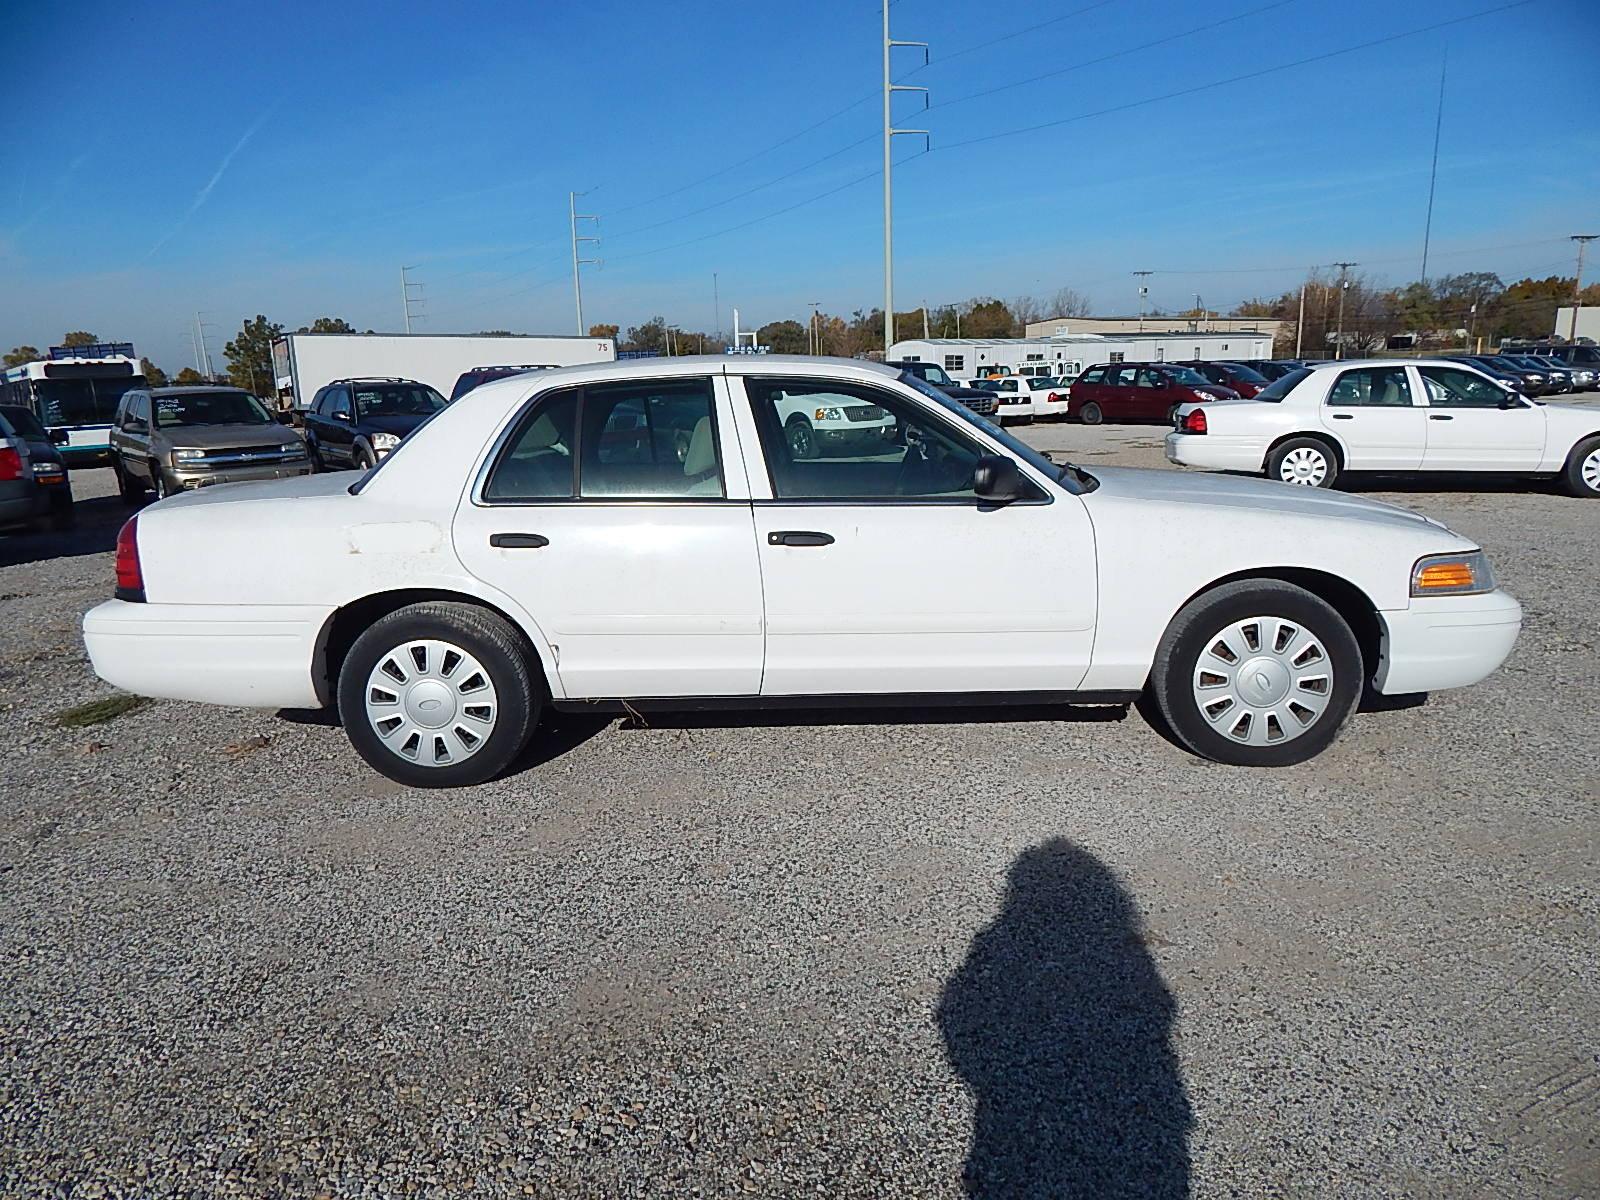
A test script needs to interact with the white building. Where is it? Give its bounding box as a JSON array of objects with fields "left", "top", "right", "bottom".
[
  {"left": 889, "top": 331, "right": 1275, "bottom": 382},
  {"left": 1553, "top": 307, "right": 1600, "bottom": 343},
  {"left": 1024, "top": 315, "right": 1286, "bottom": 342}
]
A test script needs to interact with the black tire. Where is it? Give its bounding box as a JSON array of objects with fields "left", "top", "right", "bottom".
[
  {"left": 1561, "top": 435, "right": 1600, "bottom": 498},
  {"left": 1148, "top": 579, "right": 1362, "bottom": 768},
  {"left": 115, "top": 459, "right": 143, "bottom": 506},
  {"left": 1166, "top": 403, "right": 1181, "bottom": 426},
  {"left": 786, "top": 417, "right": 818, "bottom": 460},
  {"left": 307, "top": 439, "right": 327, "bottom": 472},
  {"left": 1078, "top": 401, "right": 1103, "bottom": 425},
  {"left": 149, "top": 462, "right": 172, "bottom": 501},
  {"left": 337, "top": 601, "right": 540, "bottom": 788},
  {"left": 1265, "top": 436, "right": 1340, "bottom": 489},
  {"left": 355, "top": 445, "right": 377, "bottom": 472}
]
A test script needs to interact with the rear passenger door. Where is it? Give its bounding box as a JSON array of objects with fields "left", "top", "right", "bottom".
[
  {"left": 453, "top": 375, "right": 764, "bottom": 698},
  {"left": 1317, "top": 365, "right": 1425, "bottom": 471}
]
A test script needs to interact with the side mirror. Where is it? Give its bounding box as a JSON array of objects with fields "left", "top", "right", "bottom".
[
  {"left": 127, "top": 419, "right": 148, "bottom": 434},
  {"left": 48, "top": 427, "right": 69, "bottom": 444},
  {"left": 1499, "top": 394, "right": 1523, "bottom": 409},
  {"left": 974, "top": 454, "right": 1029, "bottom": 504}
]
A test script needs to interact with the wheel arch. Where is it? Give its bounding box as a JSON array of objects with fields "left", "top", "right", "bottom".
[
  {"left": 315, "top": 587, "right": 555, "bottom": 707},
  {"left": 1261, "top": 429, "right": 1346, "bottom": 474},
  {"left": 1170, "top": 566, "right": 1381, "bottom": 688}
]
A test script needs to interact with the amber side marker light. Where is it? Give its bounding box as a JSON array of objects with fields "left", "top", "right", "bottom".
[{"left": 1411, "top": 551, "right": 1492, "bottom": 597}]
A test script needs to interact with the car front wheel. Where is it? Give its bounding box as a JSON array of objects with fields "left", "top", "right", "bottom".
[
  {"left": 337, "top": 601, "right": 540, "bottom": 788},
  {"left": 1148, "top": 579, "right": 1362, "bottom": 768},
  {"left": 114, "top": 459, "right": 143, "bottom": 506},
  {"left": 1562, "top": 435, "right": 1600, "bottom": 498},
  {"left": 1267, "top": 437, "right": 1339, "bottom": 488}
]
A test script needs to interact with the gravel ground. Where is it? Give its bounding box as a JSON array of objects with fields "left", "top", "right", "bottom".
[{"left": 1, "top": 425, "right": 1596, "bottom": 1198}]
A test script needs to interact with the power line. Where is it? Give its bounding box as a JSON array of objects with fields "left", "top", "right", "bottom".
[{"left": 937, "top": 0, "right": 1534, "bottom": 153}]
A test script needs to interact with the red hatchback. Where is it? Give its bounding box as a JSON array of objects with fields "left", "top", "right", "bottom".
[{"left": 1067, "top": 363, "right": 1240, "bottom": 425}]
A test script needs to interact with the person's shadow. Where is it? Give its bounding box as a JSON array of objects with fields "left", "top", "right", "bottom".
[{"left": 938, "top": 839, "right": 1192, "bottom": 1198}]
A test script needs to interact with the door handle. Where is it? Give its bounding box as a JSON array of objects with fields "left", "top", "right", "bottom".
[
  {"left": 1429, "top": 414, "right": 1453, "bottom": 421},
  {"left": 1330, "top": 413, "right": 1354, "bottom": 420},
  {"left": 767, "top": 530, "right": 834, "bottom": 547},
  {"left": 489, "top": 532, "right": 549, "bottom": 549}
]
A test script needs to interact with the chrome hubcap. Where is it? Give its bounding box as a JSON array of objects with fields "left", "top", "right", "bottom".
[
  {"left": 1583, "top": 448, "right": 1600, "bottom": 492},
  {"left": 363, "top": 638, "right": 498, "bottom": 766},
  {"left": 1279, "top": 446, "right": 1328, "bottom": 486},
  {"left": 1193, "top": 616, "right": 1333, "bottom": 746}
]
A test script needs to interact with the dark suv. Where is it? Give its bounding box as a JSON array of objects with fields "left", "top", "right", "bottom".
[
  {"left": 886, "top": 360, "right": 1000, "bottom": 418},
  {"left": 302, "top": 378, "right": 449, "bottom": 470},
  {"left": 449, "top": 365, "right": 554, "bottom": 402}
]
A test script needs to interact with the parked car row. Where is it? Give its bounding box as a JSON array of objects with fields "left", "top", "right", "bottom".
[{"left": 1165, "top": 358, "right": 1600, "bottom": 497}]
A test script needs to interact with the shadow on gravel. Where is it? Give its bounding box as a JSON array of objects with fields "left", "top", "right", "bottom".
[
  {"left": 0, "top": 494, "right": 124, "bottom": 568},
  {"left": 939, "top": 839, "right": 1191, "bottom": 1199},
  {"left": 614, "top": 702, "right": 1129, "bottom": 731}
]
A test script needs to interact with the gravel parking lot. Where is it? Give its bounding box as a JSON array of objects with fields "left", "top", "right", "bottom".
[{"left": 2, "top": 423, "right": 1596, "bottom": 1197}]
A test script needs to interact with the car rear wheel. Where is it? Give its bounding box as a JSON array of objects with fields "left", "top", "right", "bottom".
[
  {"left": 1078, "top": 401, "right": 1103, "bottom": 425},
  {"left": 114, "top": 459, "right": 143, "bottom": 506},
  {"left": 1562, "top": 435, "right": 1600, "bottom": 498},
  {"left": 338, "top": 602, "right": 540, "bottom": 788},
  {"left": 1267, "top": 437, "right": 1339, "bottom": 488},
  {"left": 1148, "top": 579, "right": 1362, "bottom": 767}
]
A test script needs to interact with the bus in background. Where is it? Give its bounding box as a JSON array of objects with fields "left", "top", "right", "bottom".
[{"left": 0, "top": 343, "right": 146, "bottom": 466}]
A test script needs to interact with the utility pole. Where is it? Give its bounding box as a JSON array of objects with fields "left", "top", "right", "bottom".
[
  {"left": 400, "top": 266, "right": 424, "bottom": 334},
  {"left": 1295, "top": 280, "right": 1307, "bottom": 358},
  {"left": 1332, "top": 262, "right": 1357, "bottom": 360},
  {"left": 1192, "top": 293, "right": 1203, "bottom": 334},
  {"left": 569, "top": 191, "right": 601, "bottom": 335},
  {"left": 922, "top": 302, "right": 930, "bottom": 339},
  {"left": 882, "top": 0, "right": 929, "bottom": 352},
  {"left": 1133, "top": 271, "right": 1153, "bottom": 333},
  {"left": 190, "top": 321, "right": 204, "bottom": 375},
  {"left": 713, "top": 272, "right": 721, "bottom": 346},
  {"left": 1570, "top": 235, "right": 1597, "bottom": 343},
  {"left": 809, "top": 302, "right": 823, "bottom": 355},
  {"left": 1420, "top": 49, "right": 1447, "bottom": 284},
  {"left": 195, "top": 313, "right": 217, "bottom": 379}
]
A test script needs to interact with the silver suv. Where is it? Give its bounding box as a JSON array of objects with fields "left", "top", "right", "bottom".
[{"left": 111, "top": 386, "right": 311, "bottom": 503}]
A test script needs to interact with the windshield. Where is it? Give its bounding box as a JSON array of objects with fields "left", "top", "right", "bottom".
[
  {"left": 1254, "top": 367, "right": 1311, "bottom": 402},
  {"left": 1222, "top": 362, "right": 1269, "bottom": 383},
  {"left": 1165, "top": 366, "right": 1209, "bottom": 386},
  {"left": 898, "top": 370, "right": 1083, "bottom": 489},
  {"left": 155, "top": 391, "right": 274, "bottom": 427},
  {"left": 0, "top": 404, "right": 47, "bottom": 439},
  {"left": 354, "top": 383, "right": 447, "bottom": 418}
]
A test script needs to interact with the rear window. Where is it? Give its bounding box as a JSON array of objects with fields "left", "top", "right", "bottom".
[
  {"left": 353, "top": 384, "right": 447, "bottom": 418},
  {"left": 0, "top": 404, "right": 46, "bottom": 439},
  {"left": 1254, "top": 368, "right": 1310, "bottom": 402},
  {"left": 1223, "top": 362, "right": 1269, "bottom": 383}
]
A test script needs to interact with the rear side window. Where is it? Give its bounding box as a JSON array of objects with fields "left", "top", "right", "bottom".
[
  {"left": 1077, "top": 366, "right": 1106, "bottom": 385},
  {"left": 484, "top": 390, "right": 579, "bottom": 500},
  {"left": 1326, "top": 367, "right": 1412, "bottom": 407},
  {"left": 1253, "top": 368, "right": 1310, "bottom": 402}
]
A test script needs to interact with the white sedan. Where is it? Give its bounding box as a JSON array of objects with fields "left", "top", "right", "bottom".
[
  {"left": 83, "top": 357, "right": 1521, "bottom": 787},
  {"left": 984, "top": 376, "right": 1067, "bottom": 423},
  {"left": 1165, "top": 358, "right": 1600, "bottom": 496}
]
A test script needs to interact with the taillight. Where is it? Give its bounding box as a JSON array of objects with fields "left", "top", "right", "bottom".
[
  {"left": 115, "top": 516, "right": 145, "bottom": 602},
  {"left": 0, "top": 446, "right": 21, "bottom": 482},
  {"left": 1183, "top": 409, "right": 1208, "bottom": 434}
]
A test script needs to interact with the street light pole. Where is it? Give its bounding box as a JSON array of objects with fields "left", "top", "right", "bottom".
[
  {"left": 1570, "top": 235, "right": 1597, "bottom": 343},
  {"left": 882, "top": 0, "right": 928, "bottom": 353},
  {"left": 1133, "top": 271, "right": 1153, "bottom": 333},
  {"left": 1295, "top": 280, "right": 1307, "bottom": 358},
  {"left": 1332, "top": 262, "right": 1357, "bottom": 360}
]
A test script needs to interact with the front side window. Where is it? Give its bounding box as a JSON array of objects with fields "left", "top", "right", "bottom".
[
  {"left": 1109, "top": 365, "right": 1138, "bottom": 387},
  {"left": 745, "top": 377, "right": 988, "bottom": 501},
  {"left": 1326, "top": 367, "right": 1413, "bottom": 408},
  {"left": 1135, "top": 368, "right": 1162, "bottom": 389},
  {"left": 1417, "top": 366, "right": 1509, "bottom": 409},
  {"left": 327, "top": 389, "right": 352, "bottom": 420}
]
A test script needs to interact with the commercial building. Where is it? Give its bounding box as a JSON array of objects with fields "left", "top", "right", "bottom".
[
  {"left": 889, "top": 331, "right": 1274, "bottom": 381},
  {"left": 1024, "top": 315, "right": 1286, "bottom": 343}
]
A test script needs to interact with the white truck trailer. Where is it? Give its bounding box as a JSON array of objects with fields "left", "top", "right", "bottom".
[
  {"left": 270, "top": 333, "right": 616, "bottom": 412},
  {"left": 889, "top": 332, "right": 1275, "bottom": 382}
]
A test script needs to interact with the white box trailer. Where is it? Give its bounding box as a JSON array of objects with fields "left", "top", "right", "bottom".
[
  {"left": 890, "top": 332, "right": 1275, "bottom": 382},
  {"left": 270, "top": 333, "right": 616, "bottom": 411}
]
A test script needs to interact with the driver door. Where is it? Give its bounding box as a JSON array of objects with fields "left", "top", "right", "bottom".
[
  {"left": 732, "top": 374, "right": 1098, "bottom": 696},
  {"left": 1413, "top": 364, "right": 1546, "bottom": 470}
]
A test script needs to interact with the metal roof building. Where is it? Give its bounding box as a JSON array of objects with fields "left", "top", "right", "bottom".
[{"left": 889, "top": 331, "right": 1274, "bottom": 380}]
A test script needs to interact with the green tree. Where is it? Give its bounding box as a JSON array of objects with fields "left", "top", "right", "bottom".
[
  {"left": 139, "top": 357, "right": 168, "bottom": 387},
  {"left": 587, "top": 323, "right": 619, "bottom": 340},
  {"left": 622, "top": 316, "right": 667, "bottom": 353},
  {"left": 173, "top": 367, "right": 206, "bottom": 385},
  {"left": 758, "top": 320, "right": 808, "bottom": 354},
  {"left": 60, "top": 330, "right": 98, "bottom": 347},
  {"left": 223, "top": 315, "right": 284, "bottom": 396},
  {"left": 296, "top": 316, "right": 356, "bottom": 334},
  {"left": 3, "top": 345, "right": 41, "bottom": 367},
  {"left": 963, "top": 298, "right": 1017, "bottom": 338}
]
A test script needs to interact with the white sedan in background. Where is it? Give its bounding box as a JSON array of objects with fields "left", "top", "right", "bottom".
[
  {"left": 986, "top": 376, "right": 1067, "bottom": 423},
  {"left": 84, "top": 356, "right": 1520, "bottom": 787},
  {"left": 1166, "top": 358, "right": 1600, "bottom": 496}
]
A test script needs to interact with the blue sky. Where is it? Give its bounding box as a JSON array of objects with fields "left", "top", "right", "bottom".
[{"left": 1, "top": 0, "right": 1595, "bottom": 371}]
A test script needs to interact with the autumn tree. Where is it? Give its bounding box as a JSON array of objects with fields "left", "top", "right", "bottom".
[
  {"left": 173, "top": 367, "right": 206, "bottom": 385},
  {"left": 140, "top": 358, "right": 168, "bottom": 387},
  {"left": 297, "top": 316, "right": 357, "bottom": 334},
  {"left": 1045, "top": 287, "right": 1091, "bottom": 319},
  {"left": 587, "top": 324, "right": 620, "bottom": 340},
  {"left": 758, "top": 320, "right": 808, "bottom": 354},
  {"left": 60, "top": 331, "right": 98, "bottom": 347},
  {"left": 622, "top": 317, "right": 667, "bottom": 353},
  {"left": 963, "top": 298, "right": 1017, "bottom": 338},
  {"left": 3, "top": 345, "right": 41, "bottom": 367}
]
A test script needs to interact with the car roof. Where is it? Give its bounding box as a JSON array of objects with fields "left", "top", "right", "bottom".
[
  {"left": 148, "top": 385, "right": 255, "bottom": 396},
  {"left": 487, "top": 354, "right": 901, "bottom": 389}
]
